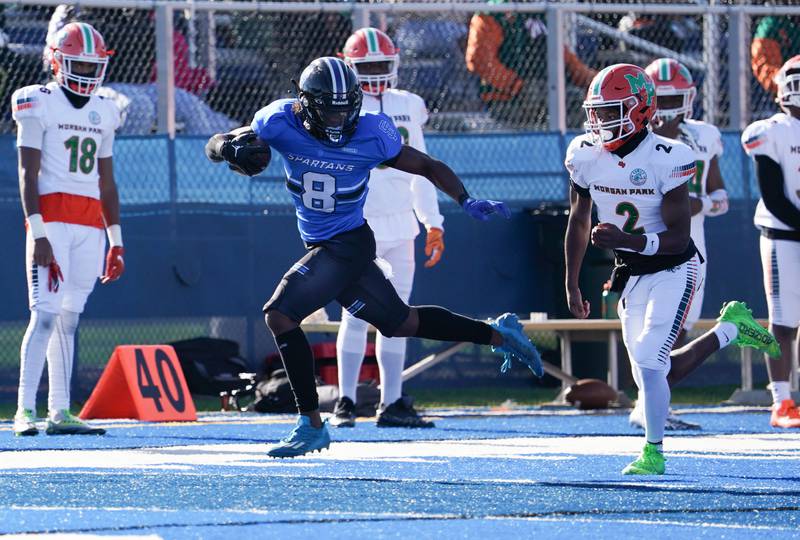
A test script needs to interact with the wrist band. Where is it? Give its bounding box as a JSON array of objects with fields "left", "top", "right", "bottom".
[
  {"left": 640, "top": 233, "right": 660, "bottom": 256},
  {"left": 458, "top": 192, "right": 471, "bottom": 206},
  {"left": 106, "top": 224, "right": 123, "bottom": 247},
  {"left": 27, "top": 213, "right": 47, "bottom": 239}
]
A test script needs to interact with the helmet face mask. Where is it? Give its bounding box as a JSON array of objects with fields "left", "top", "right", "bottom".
[
  {"left": 342, "top": 28, "right": 399, "bottom": 96},
  {"left": 50, "top": 22, "right": 109, "bottom": 96},
  {"left": 584, "top": 97, "right": 639, "bottom": 148},
  {"left": 583, "top": 64, "right": 656, "bottom": 151},
  {"left": 297, "top": 57, "right": 363, "bottom": 146},
  {"left": 776, "top": 56, "right": 800, "bottom": 112}
]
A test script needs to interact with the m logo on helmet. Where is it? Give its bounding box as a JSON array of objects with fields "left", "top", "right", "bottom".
[{"left": 624, "top": 73, "right": 655, "bottom": 106}]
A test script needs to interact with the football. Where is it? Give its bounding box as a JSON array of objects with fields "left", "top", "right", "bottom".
[
  {"left": 225, "top": 134, "right": 271, "bottom": 177},
  {"left": 564, "top": 378, "right": 619, "bottom": 410},
  {"left": 241, "top": 136, "right": 271, "bottom": 176}
]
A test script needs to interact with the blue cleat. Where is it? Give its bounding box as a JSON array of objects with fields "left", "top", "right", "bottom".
[
  {"left": 490, "top": 313, "right": 544, "bottom": 378},
  {"left": 267, "top": 415, "right": 331, "bottom": 458}
]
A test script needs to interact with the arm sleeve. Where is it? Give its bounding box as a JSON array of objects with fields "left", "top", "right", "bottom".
[
  {"left": 755, "top": 155, "right": 800, "bottom": 229},
  {"left": 564, "top": 136, "right": 590, "bottom": 190},
  {"left": 659, "top": 146, "right": 697, "bottom": 194},
  {"left": 12, "top": 86, "right": 46, "bottom": 149},
  {"left": 741, "top": 120, "right": 780, "bottom": 161},
  {"left": 374, "top": 114, "right": 403, "bottom": 165},
  {"left": 465, "top": 14, "right": 523, "bottom": 94},
  {"left": 250, "top": 100, "right": 290, "bottom": 144},
  {"left": 16, "top": 116, "right": 44, "bottom": 150}
]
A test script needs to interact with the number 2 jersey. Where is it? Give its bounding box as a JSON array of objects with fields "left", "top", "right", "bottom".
[
  {"left": 565, "top": 131, "right": 698, "bottom": 268},
  {"left": 12, "top": 82, "right": 121, "bottom": 228},
  {"left": 251, "top": 98, "right": 402, "bottom": 243}
]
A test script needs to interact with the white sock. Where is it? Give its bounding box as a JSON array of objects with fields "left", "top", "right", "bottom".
[
  {"left": 712, "top": 321, "right": 738, "bottom": 348},
  {"left": 336, "top": 310, "right": 368, "bottom": 403},
  {"left": 376, "top": 334, "right": 405, "bottom": 406},
  {"left": 47, "top": 310, "right": 80, "bottom": 413},
  {"left": 769, "top": 381, "right": 791, "bottom": 405},
  {"left": 17, "top": 310, "right": 57, "bottom": 412},
  {"left": 640, "top": 367, "right": 670, "bottom": 447}
]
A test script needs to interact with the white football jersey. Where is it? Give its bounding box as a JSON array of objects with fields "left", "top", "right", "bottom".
[
  {"left": 741, "top": 113, "right": 800, "bottom": 231},
  {"left": 11, "top": 81, "right": 121, "bottom": 200},
  {"left": 361, "top": 89, "right": 443, "bottom": 241},
  {"left": 566, "top": 131, "right": 697, "bottom": 251},
  {"left": 677, "top": 119, "right": 724, "bottom": 257}
]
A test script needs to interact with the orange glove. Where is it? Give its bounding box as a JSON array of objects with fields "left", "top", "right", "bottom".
[
  {"left": 424, "top": 227, "right": 444, "bottom": 268},
  {"left": 101, "top": 246, "right": 125, "bottom": 284},
  {"left": 48, "top": 261, "right": 63, "bottom": 292}
]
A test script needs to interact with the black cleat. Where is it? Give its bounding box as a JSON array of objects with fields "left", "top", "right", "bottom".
[
  {"left": 330, "top": 396, "right": 356, "bottom": 428},
  {"left": 377, "top": 396, "right": 435, "bottom": 428}
]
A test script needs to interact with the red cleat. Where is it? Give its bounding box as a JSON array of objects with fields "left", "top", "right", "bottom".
[{"left": 770, "top": 399, "right": 800, "bottom": 428}]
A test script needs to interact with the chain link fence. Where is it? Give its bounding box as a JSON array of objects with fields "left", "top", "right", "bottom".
[{"left": 0, "top": 1, "right": 795, "bottom": 408}]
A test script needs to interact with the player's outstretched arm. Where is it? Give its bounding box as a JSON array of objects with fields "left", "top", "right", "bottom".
[
  {"left": 387, "top": 145, "right": 510, "bottom": 220},
  {"left": 205, "top": 127, "right": 269, "bottom": 177},
  {"left": 565, "top": 185, "right": 592, "bottom": 319}
]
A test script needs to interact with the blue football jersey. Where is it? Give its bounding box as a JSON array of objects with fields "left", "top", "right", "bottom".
[{"left": 251, "top": 99, "right": 403, "bottom": 243}]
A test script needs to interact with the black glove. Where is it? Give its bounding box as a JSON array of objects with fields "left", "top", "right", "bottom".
[{"left": 220, "top": 132, "right": 269, "bottom": 177}]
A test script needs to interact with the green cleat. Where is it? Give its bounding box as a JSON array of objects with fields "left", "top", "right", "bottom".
[
  {"left": 622, "top": 442, "right": 665, "bottom": 475},
  {"left": 718, "top": 301, "right": 781, "bottom": 358},
  {"left": 46, "top": 410, "right": 106, "bottom": 436}
]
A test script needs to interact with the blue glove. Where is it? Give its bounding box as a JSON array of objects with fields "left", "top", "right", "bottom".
[{"left": 461, "top": 197, "right": 511, "bottom": 221}]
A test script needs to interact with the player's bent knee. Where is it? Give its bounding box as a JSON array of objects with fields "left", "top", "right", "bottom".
[
  {"left": 387, "top": 309, "right": 418, "bottom": 338},
  {"left": 264, "top": 309, "right": 297, "bottom": 336}
]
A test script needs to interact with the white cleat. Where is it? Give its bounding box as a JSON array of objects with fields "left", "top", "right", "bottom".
[
  {"left": 629, "top": 403, "right": 701, "bottom": 431},
  {"left": 13, "top": 409, "right": 39, "bottom": 436}
]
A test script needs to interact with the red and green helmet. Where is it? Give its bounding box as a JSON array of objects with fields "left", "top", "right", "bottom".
[
  {"left": 48, "top": 22, "right": 110, "bottom": 96},
  {"left": 644, "top": 58, "right": 696, "bottom": 122},
  {"left": 341, "top": 27, "right": 399, "bottom": 96},
  {"left": 583, "top": 63, "right": 657, "bottom": 151}
]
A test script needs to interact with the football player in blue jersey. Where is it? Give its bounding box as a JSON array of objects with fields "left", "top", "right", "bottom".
[{"left": 206, "top": 57, "right": 543, "bottom": 458}]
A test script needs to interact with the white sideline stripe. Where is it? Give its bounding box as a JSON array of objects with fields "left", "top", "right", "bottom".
[{"left": 1, "top": 433, "right": 798, "bottom": 470}]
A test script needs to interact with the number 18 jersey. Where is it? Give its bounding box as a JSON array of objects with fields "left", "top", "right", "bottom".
[
  {"left": 565, "top": 131, "right": 697, "bottom": 251},
  {"left": 11, "top": 81, "right": 121, "bottom": 200},
  {"left": 251, "top": 99, "right": 402, "bottom": 243}
]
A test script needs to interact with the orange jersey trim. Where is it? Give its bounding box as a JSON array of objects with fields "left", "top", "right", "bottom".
[{"left": 39, "top": 193, "right": 104, "bottom": 229}]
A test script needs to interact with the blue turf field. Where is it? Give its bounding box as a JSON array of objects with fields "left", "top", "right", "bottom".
[{"left": 1, "top": 407, "right": 798, "bottom": 539}]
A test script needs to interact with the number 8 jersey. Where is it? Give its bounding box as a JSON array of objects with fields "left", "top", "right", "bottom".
[
  {"left": 12, "top": 81, "right": 121, "bottom": 201},
  {"left": 565, "top": 131, "right": 697, "bottom": 251},
  {"left": 251, "top": 98, "right": 402, "bottom": 243}
]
